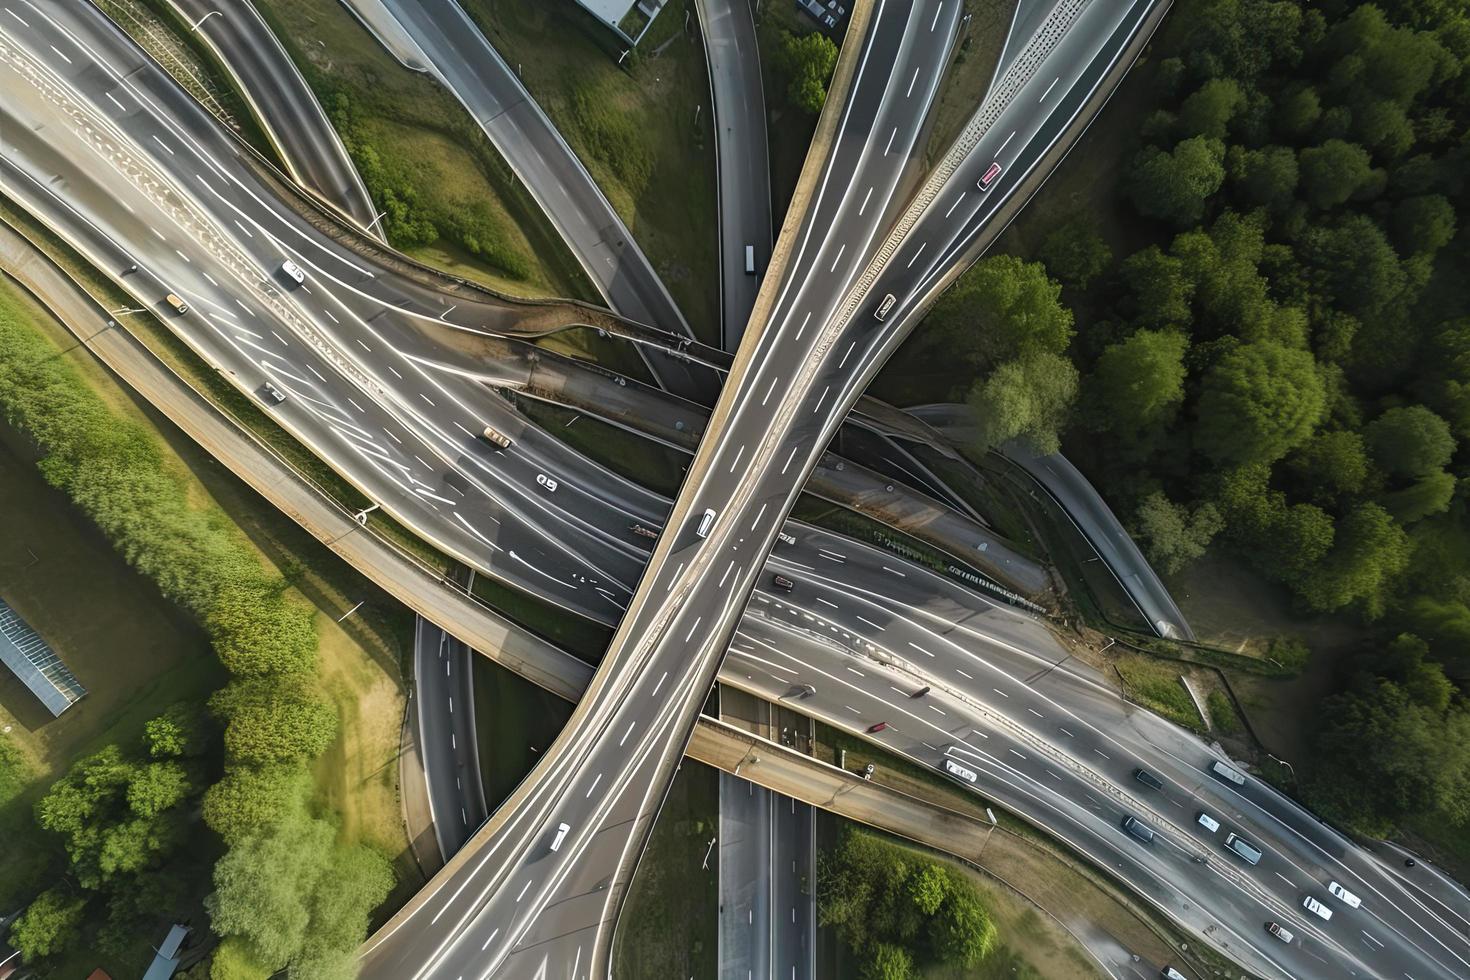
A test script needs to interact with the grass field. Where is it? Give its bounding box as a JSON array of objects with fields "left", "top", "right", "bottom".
[
  {"left": 465, "top": 0, "right": 721, "bottom": 342},
  {"left": 611, "top": 760, "right": 720, "bottom": 978},
  {"left": 252, "top": 0, "right": 592, "bottom": 300},
  {"left": 1113, "top": 655, "right": 1205, "bottom": 733}
]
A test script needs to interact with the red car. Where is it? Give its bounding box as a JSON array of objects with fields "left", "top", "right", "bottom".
[{"left": 867, "top": 721, "right": 889, "bottom": 733}]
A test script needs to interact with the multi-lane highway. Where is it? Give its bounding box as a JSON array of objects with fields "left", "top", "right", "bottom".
[
  {"left": 415, "top": 596, "right": 489, "bottom": 859},
  {"left": 356, "top": 1, "right": 975, "bottom": 974},
  {"left": 9, "top": 1, "right": 1470, "bottom": 978}
]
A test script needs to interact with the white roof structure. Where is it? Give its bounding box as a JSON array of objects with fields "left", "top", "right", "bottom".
[
  {"left": 570, "top": 0, "right": 669, "bottom": 45},
  {"left": 0, "top": 598, "right": 84, "bottom": 717}
]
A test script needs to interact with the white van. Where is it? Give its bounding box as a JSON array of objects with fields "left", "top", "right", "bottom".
[
  {"left": 1328, "top": 881, "right": 1362, "bottom": 909},
  {"left": 942, "top": 757, "right": 978, "bottom": 784},
  {"left": 1223, "top": 832, "right": 1262, "bottom": 866},
  {"left": 873, "top": 293, "right": 898, "bottom": 321},
  {"left": 1302, "top": 895, "right": 1333, "bottom": 921},
  {"left": 696, "top": 508, "right": 716, "bottom": 538},
  {"left": 1210, "top": 760, "right": 1247, "bottom": 786},
  {"left": 550, "top": 821, "right": 570, "bottom": 852}
]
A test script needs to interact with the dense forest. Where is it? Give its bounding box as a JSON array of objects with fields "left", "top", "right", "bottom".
[{"left": 887, "top": 0, "right": 1470, "bottom": 845}]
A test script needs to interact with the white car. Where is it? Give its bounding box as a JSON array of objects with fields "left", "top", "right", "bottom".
[
  {"left": 1266, "top": 921, "right": 1295, "bottom": 944},
  {"left": 1302, "top": 895, "right": 1333, "bottom": 921},
  {"left": 536, "top": 473, "right": 558, "bottom": 493},
  {"left": 1328, "top": 881, "right": 1362, "bottom": 909},
  {"left": 1196, "top": 811, "right": 1220, "bottom": 833},
  {"left": 280, "top": 259, "right": 305, "bottom": 283}
]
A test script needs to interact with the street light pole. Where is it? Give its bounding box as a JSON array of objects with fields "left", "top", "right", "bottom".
[{"left": 189, "top": 9, "right": 221, "bottom": 31}]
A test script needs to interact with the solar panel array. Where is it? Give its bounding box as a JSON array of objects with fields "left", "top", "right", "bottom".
[{"left": 0, "top": 597, "right": 86, "bottom": 716}]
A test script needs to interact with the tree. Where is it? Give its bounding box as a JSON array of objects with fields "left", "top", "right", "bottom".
[
  {"left": 861, "top": 944, "right": 916, "bottom": 980},
  {"left": 1133, "top": 493, "right": 1225, "bottom": 574},
  {"left": 1300, "top": 502, "right": 1412, "bottom": 616},
  {"left": 208, "top": 582, "right": 318, "bottom": 676},
  {"left": 1215, "top": 463, "right": 1336, "bottom": 580},
  {"left": 1298, "top": 139, "right": 1383, "bottom": 208},
  {"left": 966, "top": 352, "right": 1078, "bottom": 454},
  {"left": 1391, "top": 194, "right": 1457, "bottom": 256},
  {"left": 1038, "top": 216, "right": 1113, "bottom": 288},
  {"left": 1087, "top": 329, "right": 1189, "bottom": 433},
  {"left": 1381, "top": 470, "right": 1457, "bottom": 523},
  {"left": 127, "top": 761, "right": 192, "bottom": 819},
  {"left": 210, "top": 677, "right": 337, "bottom": 766},
  {"left": 291, "top": 844, "right": 396, "bottom": 980},
  {"left": 1363, "top": 405, "right": 1456, "bottom": 478},
  {"left": 1285, "top": 429, "right": 1370, "bottom": 502},
  {"left": 1178, "top": 78, "right": 1246, "bottom": 139},
  {"left": 209, "top": 937, "right": 275, "bottom": 980},
  {"left": 1128, "top": 136, "right": 1226, "bottom": 226},
  {"left": 207, "top": 810, "right": 335, "bottom": 968},
  {"left": 1230, "top": 145, "right": 1299, "bottom": 210},
  {"left": 929, "top": 872, "right": 998, "bottom": 967},
  {"left": 1120, "top": 246, "right": 1195, "bottom": 328},
  {"left": 779, "top": 31, "right": 837, "bottom": 114},
  {"left": 9, "top": 887, "right": 87, "bottom": 959},
  {"left": 919, "top": 255, "right": 1074, "bottom": 377},
  {"left": 144, "top": 702, "right": 208, "bottom": 758},
  {"left": 1195, "top": 342, "right": 1326, "bottom": 465},
  {"left": 1310, "top": 647, "right": 1470, "bottom": 832},
  {"left": 204, "top": 765, "right": 310, "bottom": 845},
  {"left": 1274, "top": 85, "right": 1322, "bottom": 138}
]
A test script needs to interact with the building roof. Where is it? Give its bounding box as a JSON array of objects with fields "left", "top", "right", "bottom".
[
  {"left": 141, "top": 924, "right": 190, "bottom": 980},
  {"left": 0, "top": 598, "right": 85, "bottom": 716}
]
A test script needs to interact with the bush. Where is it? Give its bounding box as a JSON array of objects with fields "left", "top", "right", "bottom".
[
  {"left": 8, "top": 887, "right": 87, "bottom": 959},
  {"left": 0, "top": 732, "right": 30, "bottom": 808},
  {"left": 1266, "top": 635, "right": 1311, "bottom": 673}
]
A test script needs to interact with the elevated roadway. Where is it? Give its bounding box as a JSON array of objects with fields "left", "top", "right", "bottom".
[{"left": 9, "top": 3, "right": 1468, "bottom": 977}]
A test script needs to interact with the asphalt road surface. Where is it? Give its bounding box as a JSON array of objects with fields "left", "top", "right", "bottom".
[
  {"left": 9, "top": 3, "right": 1469, "bottom": 978},
  {"left": 695, "top": 0, "right": 772, "bottom": 349},
  {"left": 163, "top": 0, "right": 380, "bottom": 232},
  {"left": 416, "top": 607, "right": 489, "bottom": 859}
]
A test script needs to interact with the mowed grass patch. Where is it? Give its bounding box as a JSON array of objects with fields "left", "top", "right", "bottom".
[
  {"left": 466, "top": 0, "right": 720, "bottom": 342},
  {"left": 253, "top": 0, "right": 593, "bottom": 300},
  {"left": 611, "top": 759, "right": 719, "bottom": 977},
  {"left": 1113, "top": 655, "right": 1204, "bottom": 733}
]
